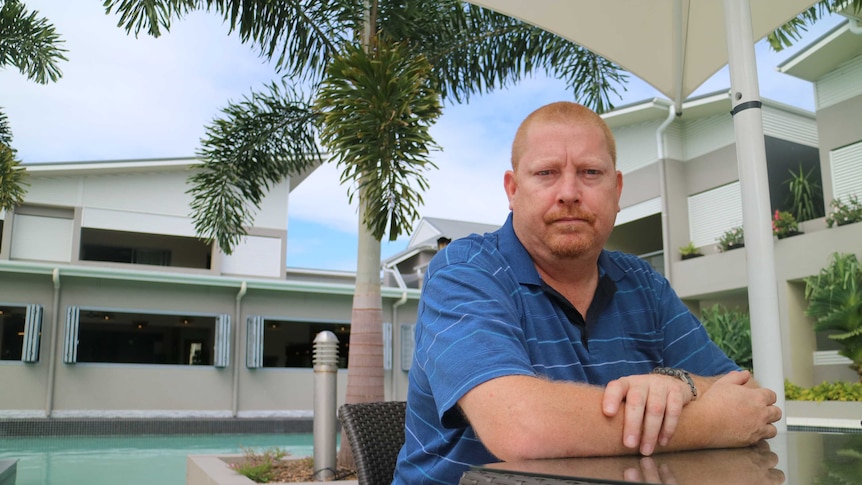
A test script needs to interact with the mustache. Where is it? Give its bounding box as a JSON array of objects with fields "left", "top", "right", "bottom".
[{"left": 544, "top": 210, "right": 596, "bottom": 225}]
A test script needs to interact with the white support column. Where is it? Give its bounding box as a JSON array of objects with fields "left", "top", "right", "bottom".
[{"left": 723, "top": 0, "right": 786, "bottom": 431}]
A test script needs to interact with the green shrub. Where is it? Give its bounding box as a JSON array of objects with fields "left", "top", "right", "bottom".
[
  {"left": 700, "top": 304, "right": 752, "bottom": 371},
  {"left": 678, "top": 241, "right": 702, "bottom": 259},
  {"left": 825, "top": 194, "right": 862, "bottom": 228},
  {"left": 785, "top": 380, "right": 862, "bottom": 401},
  {"left": 803, "top": 252, "right": 862, "bottom": 379},
  {"left": 230, "top": 447, "right": 287, "bottom": 483},
  {"left": 716, "top": 226, "right": 744, "bottom": 252}
]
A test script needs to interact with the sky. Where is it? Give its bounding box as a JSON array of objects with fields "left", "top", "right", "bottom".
[{"left": 2, "top": 1, "right": 846, "bottom": 271}]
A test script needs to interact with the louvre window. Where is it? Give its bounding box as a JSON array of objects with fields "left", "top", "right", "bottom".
[
  {"left": 63, "top": 306, "right": 229, "bottom": 366},
  {"left": 0, "top": 304, "right": 43, "bottom": 362},
  {"left": 830, "top": 140, "right": 862, "bottom": 202},
  {"left": 245, "top": 317, "right": 350, "bottom": 369},
  {"left": 688, "top": 182, "right": 743, "bottom": 248}
]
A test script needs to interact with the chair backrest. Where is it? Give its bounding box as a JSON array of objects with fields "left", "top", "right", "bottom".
[{"left": 338, "top": 400, "right": 407, "bottom": 485}]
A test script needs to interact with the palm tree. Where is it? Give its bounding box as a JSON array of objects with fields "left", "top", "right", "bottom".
[{"left": 0, "top": 0, "right": 68, "bottom": 211}]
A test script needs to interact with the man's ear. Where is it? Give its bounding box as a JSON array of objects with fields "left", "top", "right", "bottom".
[
  {"left": 615, "top": 170, "right": 623, "bottom": 212},
  {"left": 504, "top": 170, "right": 516, "bottom": 211}
]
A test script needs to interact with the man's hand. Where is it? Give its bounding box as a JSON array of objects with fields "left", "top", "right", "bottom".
[
  {"left": 602, "top": 373, "right": 697, "bottom": 455},
  {"left": 697, "top": 371, "right": 781, "bottom": 446}
]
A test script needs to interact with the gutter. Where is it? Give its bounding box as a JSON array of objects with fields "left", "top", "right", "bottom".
[
  {"left": 382, "top": 263, "right": 409, "bottom": 400},
  {"left": 0, "top": 259, "right": 418, "bottom": 299},
  {"left": 45, "top": 268, "right": 61, "bottom": 417},
  {"left": 656, "top": 104, "right": 678, "bottom": 280},
  {"left": 231, "top": 281, "right": 247, "bottom": 417}
]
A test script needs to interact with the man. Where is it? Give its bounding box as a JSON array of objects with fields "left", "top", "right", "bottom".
[{"left": 391, "top": 101, "right": 781, "bottom": 485}]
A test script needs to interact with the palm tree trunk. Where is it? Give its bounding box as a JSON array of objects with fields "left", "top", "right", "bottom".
[{"left": 338, "top": 189, "right": 385, "bottom": 468}]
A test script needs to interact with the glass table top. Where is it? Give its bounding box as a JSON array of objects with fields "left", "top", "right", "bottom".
[{"left": 464, "top": 431, "right": 862, "bottom": 485}]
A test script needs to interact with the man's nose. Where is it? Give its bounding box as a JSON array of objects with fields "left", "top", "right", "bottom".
[{"left": 557, "top": 171, "right": 581, "bottom": 204}]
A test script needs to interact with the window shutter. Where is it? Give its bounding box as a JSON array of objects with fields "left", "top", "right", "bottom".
[
  {"left": 22, "top": 304, "right": 43, "bottom": 363},
  {"left": 383, "top": 322, "right": 393, "bottom": 371},
  {"left": 400, "top": 324, "right": 415, "bottom": 371},
  {"left": 830, "top": 141, "right": 862, "bottom": 202},
  {"left": 688, "top": 182, "right": 743, "bottom": 248},
  {"left": 214, "top": 314, "right": 231, "bottom": 368},
  {"left": 246, "top": 316, "right": 264, "bottom": 369},
  {"left": 64, "top": 306, "right": 80, "bottom": 364}
]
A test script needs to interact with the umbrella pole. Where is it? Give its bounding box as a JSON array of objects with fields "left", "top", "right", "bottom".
[{"left": 722, "top": 0, "right": 786, "bottom": 431}]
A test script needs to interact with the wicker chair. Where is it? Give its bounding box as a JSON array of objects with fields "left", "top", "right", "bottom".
[{"left": 338, "top": 401, "right": 407, "bottom": 485}]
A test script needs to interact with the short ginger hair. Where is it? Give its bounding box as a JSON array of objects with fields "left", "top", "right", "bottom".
[{"left": 511, "top": 101, "right": 617, "bottom": 169}]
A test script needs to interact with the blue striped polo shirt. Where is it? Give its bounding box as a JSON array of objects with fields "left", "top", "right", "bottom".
[{"left": 391, "top": 213, "right": 737, "bottom": 485}]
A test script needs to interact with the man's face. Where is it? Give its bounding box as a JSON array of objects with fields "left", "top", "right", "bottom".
[{"left": 504, "top": 120, "right": 622, "bottom": 262}]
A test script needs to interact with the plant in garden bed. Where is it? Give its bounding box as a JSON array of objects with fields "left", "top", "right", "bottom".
[
  {"left": 230, "top": 448, "right": 357, "bottom": 483},
  {"left": 716, "top": 226, "right": 744, "bottom": 252},
  {"left": 700, "top": 304, "right": 752, "bottom": 371},
  {"left": 825, "top": 194, "right": 862, "bottom": 228},
  {"left": 678, "top": 241, "right": 703, "bottom": 260},
  {"left": 804, "top": 252, "right": 862, "bottom": 380},
  {"left": 772, "top": 210, "right": 800, "bottom": 239},
  {"left": 785, "top": 380, "right": 862, "bottom": 401},
  {"left": 230, "top": 447, "right": 287, "bottom": 483}
]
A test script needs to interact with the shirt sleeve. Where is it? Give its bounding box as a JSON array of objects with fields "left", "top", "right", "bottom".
[
  {"left": 413, "top": 242, "right": 537, "bottom": 428},
  {"left": 652, "top": 271, "right": 740, "bottom": 376}
]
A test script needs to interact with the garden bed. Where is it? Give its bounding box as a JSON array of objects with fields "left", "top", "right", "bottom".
[{"left": 187, "top": 455, "right": 358, "bottom": 485}]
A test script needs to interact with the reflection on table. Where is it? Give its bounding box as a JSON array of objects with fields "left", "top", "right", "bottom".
[{"left": 459, "top": 431, "right": 862, "bottom": 485}]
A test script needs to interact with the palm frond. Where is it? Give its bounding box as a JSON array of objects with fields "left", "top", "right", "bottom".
[
  {"left": 315, "top": 40, "right": 442, "bottom": 241},
  {"left": 0, "top": 143, "right": 28, "bottom": 211},
  {"left": 376, "top": 1, "right": 627, "bottom": 113},
  {"left": 768, "top": 0, "right": 862, "bottom": 51},
  {"left": 0, "top": 108, "right": 12, "bottom": 147},
  {"left": 0, "top": 0, "right": 68, "bottom": 83},
  {"left": 188, "top": 82, "right": 321, "bottom": 253}
]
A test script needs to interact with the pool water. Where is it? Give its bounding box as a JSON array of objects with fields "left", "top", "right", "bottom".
[{"left": 0, "top": 433, "right": 314, "bottom": 485}]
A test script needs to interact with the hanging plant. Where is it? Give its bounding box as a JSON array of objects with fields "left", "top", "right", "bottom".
[
  {"left": 826, "top": 195, "right": 862, "bottom": 228},
  {"left": 772, "top": 210, "right": 801, "bottom": 239},
  {"left": 679, "top": 241, "right": 703, "bottom": 260},
  {"left": 716, "top": 226, "right": 744, "bottom": 252}
]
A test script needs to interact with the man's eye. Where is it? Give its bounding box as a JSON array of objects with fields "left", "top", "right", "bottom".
[
  {"left": 583, "top": 169, "right": 602, "bottom": 176},
  {"left": 536, "top": 170, "right": 553, "bottom": 176}
]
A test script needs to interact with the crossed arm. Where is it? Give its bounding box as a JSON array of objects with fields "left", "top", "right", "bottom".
[{"left": 458, "top": 369, "right": 781, "bottom": 462}]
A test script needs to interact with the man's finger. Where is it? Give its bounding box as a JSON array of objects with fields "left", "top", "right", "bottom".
[{"left": 602, "top": 378, "right": 629, "bottom": 417}]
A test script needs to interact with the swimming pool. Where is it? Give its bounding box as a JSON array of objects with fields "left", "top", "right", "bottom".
[{"left": 0, "top": 433, "right": 314, "bottom": 485}]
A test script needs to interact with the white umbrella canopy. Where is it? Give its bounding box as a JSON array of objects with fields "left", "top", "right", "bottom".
[
  {"left": 466, "top": 0, "right": 818, "bottom": 112},
  {"left": 466, "top": 0, "right": 823, "bottom": 430}
]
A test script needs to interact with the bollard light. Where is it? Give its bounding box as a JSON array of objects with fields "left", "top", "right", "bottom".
[{"left": 312, "top": 330, "right": 339, "bottom": 481}]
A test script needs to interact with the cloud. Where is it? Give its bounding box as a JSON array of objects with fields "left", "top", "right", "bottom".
[{"left": 3, "top": 0, "right": 279, "bottom": 162}]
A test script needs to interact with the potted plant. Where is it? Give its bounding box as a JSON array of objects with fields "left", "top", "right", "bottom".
[
  {"left": 716, "top": 226, "right": 744, "bottom": 252},
  {"left": 784, "top": 164, "right": 823, "bottom": 222},
  {"left": 772, "top": 210, "right": 800, "bottom": 239},
  {"left": 826, "top": 194, "right": 862, "bottom": 228},
  {"left": 678, "top": 241, "right": 703, "bottom": 260}
]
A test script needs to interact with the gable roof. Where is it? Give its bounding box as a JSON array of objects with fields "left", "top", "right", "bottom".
[
  {"left": 407, "top": 217, "right": 500, "bottom": 249},
  {"left": 383, "top": 217, "right": 501, "bottom": 268}
]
